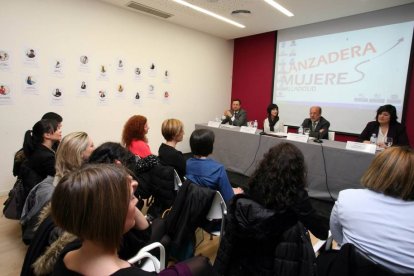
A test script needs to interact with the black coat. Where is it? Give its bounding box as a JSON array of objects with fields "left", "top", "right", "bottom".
[
  {"left": 165, "top": 181, "right": 216, "bottom": 249},
  {"left": 19, "top": 144, "right": 55, "bottom": 195},
  {"left": 214, "top": 192, "right": 329, "bottom": 276}
]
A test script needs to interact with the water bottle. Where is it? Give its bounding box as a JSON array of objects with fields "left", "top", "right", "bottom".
[
  {"left": 253, "top": 120, "right": 258, "bottom": 128},
  {"left": 370, "top": 133, "right": 377, "bottom": 144},
  {"left": 298, "top": 125, "right": 303, "bottom": 134}
]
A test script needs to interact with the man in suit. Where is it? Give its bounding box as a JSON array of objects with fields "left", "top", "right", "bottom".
[
  {"left": 221, "top": 99, "right": 248, "bottom": 126},
  {"left": 302, "top": 106, "right": 330, "bottom": 139}
]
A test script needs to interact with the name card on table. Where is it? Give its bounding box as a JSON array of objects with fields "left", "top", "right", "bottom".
[
  {"left": 345, "top": 141, "right": 376, "bottom": 154},
  {"left": 286, "top": 133, "right": 309, "bottom": 143},
  {"left": 240, "top": 126, "right": 257, "bottom": 134},
  {"left": 207, "top": 121, "right": 221, "bottom": 128}
]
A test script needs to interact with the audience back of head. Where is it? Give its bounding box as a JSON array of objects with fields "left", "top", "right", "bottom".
[
  {"left": 190, "top": 129, "right": 214, "bottom": 156},
  {"left": 55, "top": 132, "right": 91, "bottom": 180},
  {"left": 248, "top": 142, "right": 306, "bottom": 209},
  {"left": 122, "top": 115, "right": 148, "bottom": 147},
  {"left": 88, "top": 142, "right": 136, "bottom": 171},
  {"left": 362, "top": 146, "right": 414, "bottom": 200},
  {"left": 161, "top": 118, "right": 183, "bottom": 141},
  {"left": 52, "top": 164, "right": 130, "bottom": 251}
]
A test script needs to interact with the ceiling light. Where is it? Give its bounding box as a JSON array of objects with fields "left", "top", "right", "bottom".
[
  {"left": 263, "top": 0, "right": 294, "bottom": 17},
  {"left": 172, "top": 0, "right": 245, "bottom": 28}
]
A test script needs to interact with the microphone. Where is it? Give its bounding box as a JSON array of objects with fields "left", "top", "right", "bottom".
[{"left": 314, "top": 131, "right": 323, "bottom": 143}]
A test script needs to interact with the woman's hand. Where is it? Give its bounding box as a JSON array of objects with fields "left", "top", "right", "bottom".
[
  {"left": 233, "top": 187, "right": 244, "bottom": 194},
  {"left": 134, "top": 207, "right": 150, "bottom": 230}
]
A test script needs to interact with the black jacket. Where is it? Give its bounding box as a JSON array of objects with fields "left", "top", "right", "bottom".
[
  {"left": 165, "top": 181, "right": 216, "bottom": 249},
  {"left": 19, "top": 144, "right": 55, "bottom": 196},
  {"left": 158, "top": 143, "right": 186, "bottom": 180},
  {"left": 302, "top": 116, "right": 330, "bottom": 139},
  {"left": 358, "top": 121, "right": 409, "bottom": 146},
  {"left": 214, "top": 193, "right": 329, "bottom": 276}
]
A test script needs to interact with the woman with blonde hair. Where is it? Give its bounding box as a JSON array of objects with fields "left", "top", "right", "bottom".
[
  {"left": 329, "top": 146, "right": 414, "bottom": 273},
  {"left": 54, "top": 131, "right": 95, "bottom": 184},
  {"left": 122, "top": 115, "right": 151, "bottom": 158},
  {"left": 158, "top": 118, "right": 186, "bottom": 180}
]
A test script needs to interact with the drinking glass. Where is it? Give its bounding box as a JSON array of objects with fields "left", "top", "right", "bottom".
[
  {"left": 303, "top": 128, "right": 310, "bottom": 135},
  {"left": 385, "top": 137, "right": 393, "bottom": 148}
]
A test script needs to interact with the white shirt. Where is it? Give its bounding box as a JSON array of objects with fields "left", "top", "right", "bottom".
[
  {"left": 377, "top": 128, "right": 388, "bottom": 145},
  {"left": 330, "top": 189, "right": 414, "bottom": 273},
  {"left": 263, "top": 118, "right": 284, "bottom": 133}
]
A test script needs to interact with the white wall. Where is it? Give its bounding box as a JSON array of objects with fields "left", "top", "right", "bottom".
[{"left": 0, "top": 0, "right": 234, "bottom": 194}]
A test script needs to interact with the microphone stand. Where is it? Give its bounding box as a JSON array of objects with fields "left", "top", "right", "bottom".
[{"left": 314, "top": 131, "right": 323, "bottom": 143}]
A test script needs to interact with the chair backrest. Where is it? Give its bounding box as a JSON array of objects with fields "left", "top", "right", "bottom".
[
  {"left": 328, "top": 131, "right": 335, "bottom": 141},
  {"left": 205, "top": 191, "right": 227, "bottom": 238},
  {"left": 206, "top": 191, "right": 227, "bottom": 220},
  {"left": 173, "top": 169, "right": 182, "bottom": 191},
  {"left": 128, "top": 242, "right": 166, "bottom": 273}
]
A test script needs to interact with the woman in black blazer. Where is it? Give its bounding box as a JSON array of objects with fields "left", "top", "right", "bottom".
[{"left": 358, "top": 104, "right": 409, "bottom": 147}]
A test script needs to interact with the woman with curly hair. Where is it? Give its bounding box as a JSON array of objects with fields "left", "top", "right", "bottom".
[
  {"left": 122, "top": 115, "right": 152, "bottom": 158},
  {"left": 214, "top": 142, "right": 329, "bottom": 276}
]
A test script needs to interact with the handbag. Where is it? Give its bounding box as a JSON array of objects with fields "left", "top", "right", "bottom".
[{"left": 3, "top": 178, "right": 25, "bottom": 220}]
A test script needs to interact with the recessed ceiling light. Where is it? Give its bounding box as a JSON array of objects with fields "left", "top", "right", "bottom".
[
  {"left": 172, "top": 0, "right": 246, "bottom": 28},
  {"left": 263, "top": 0, "right": 294, "bottom": 17}
]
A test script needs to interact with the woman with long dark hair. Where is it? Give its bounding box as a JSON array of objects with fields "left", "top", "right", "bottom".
[
  {"left": 20, "top": 119, "right": 62, "bottom": 193},
  {"left": 263, "top": 103, "right": 284, "bottom": 132}
]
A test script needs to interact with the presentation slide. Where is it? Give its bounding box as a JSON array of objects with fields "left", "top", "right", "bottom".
[{"left": 273, "top": 21, "right": 414, "bottom": 134}]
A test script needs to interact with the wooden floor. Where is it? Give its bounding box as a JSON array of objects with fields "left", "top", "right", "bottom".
[{"left": 0, "top": 196, "right": 28, "bottom": 276}]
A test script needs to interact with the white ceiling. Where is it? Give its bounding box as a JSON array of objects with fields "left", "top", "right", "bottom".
[{"left": 99, "top": 0, "right": 414, "bottom": 40}]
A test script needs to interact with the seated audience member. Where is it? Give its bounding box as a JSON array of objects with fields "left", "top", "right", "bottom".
[
  {"left": 158, "top": 118, "right": 186, "bottom": 180},
  {"left": 23, "top": 145, "right": 150, "bottom": 276},
  {"left": 122, "top": 115, "right": 152, "bottom": 158},
  {"left": 20, "top": 132, "right": 94, "bottom": 274},
  {"left": 51, "top": 164, "right": 213, "bottom": 275},
  {"left": 301, "top": 106, "right": 330, "bottom": 139},
  {"left": 328, "top": 146, "right": 414, "bottom": 274},
  {"left": 186, "top": 129, "right": 242, "bottom": 203},
  {"left": 89, "top": 142, "right": 173, "bottom": 220},
  {"left": 20, "top": 131, "right": 94, "bottom": 244},
  {"left": 221, "top": 99, "right": 248, "bottom": 126},
  {"left": 19, "top": 119, "right": 62, "bottom": 196},
  {"left": 13, "top": 112, "right": 63, "bottom": 177},
  {"left": 263, "top": 103, "right": 284, "bottom": 133},
  {"left": 358, "top": 104, "right": 409, "bottom": 147},
  {"left": 214, "top": 142, "right": 329, "bottom": 275},
  {"left": 88, "top": 142, "right": 137, "bottom": 171}
]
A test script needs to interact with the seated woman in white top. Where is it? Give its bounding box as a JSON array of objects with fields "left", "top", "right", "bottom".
[
  {"left": 330, "top": 146, "right": 414, "bottom": 274},
  {"left": 263, "top": 103, "right": 284, "bottom": 133}
]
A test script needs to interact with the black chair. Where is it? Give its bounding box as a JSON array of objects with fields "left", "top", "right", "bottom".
[{"left": 317, "top": 243, "right": 414, "bottom": 276}]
